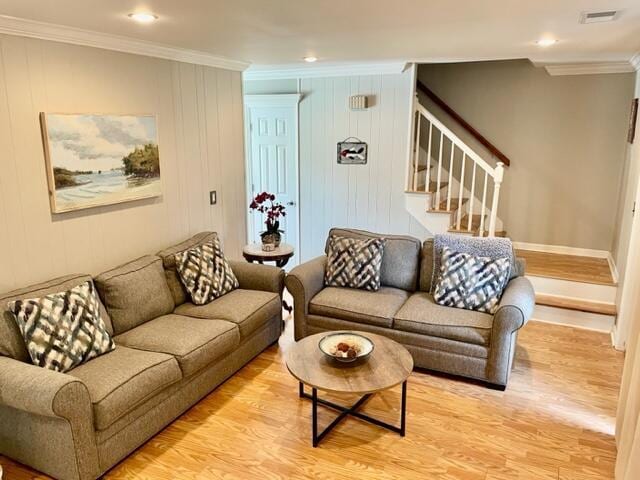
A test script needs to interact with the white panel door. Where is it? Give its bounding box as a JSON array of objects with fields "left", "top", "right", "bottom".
[{"left": 247, "top": 104, "right": 299, "bottom": 266}]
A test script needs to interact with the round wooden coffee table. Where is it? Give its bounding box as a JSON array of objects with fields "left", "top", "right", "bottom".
[{"left": 286, "top": 331, "right": 413, "bottom": 447}]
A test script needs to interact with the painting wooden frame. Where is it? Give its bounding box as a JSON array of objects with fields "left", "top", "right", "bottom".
[
  {"left": 629, "top": 98, "right": 639, "bottom": 144},
  {"left": 40, "top": 113, "right": 161, "bottom": 213}
]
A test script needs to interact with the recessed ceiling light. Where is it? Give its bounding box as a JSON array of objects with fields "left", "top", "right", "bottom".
[
  {"left": 304, "top": 56, "right": 318, "bottom": 63},
  {"left": 128, "top": 12, "right": 158, "bottom": 23},
  {"left": 536, "top": 38, "right": 557, "bottom": 47}
]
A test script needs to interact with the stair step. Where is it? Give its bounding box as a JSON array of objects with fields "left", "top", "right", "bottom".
[
  {"left": 406, "top": 181, "right": 449, "bottom": 194},
  {"left": 437, "top": 197, "right": 468, "bottom": 211},
  {"left": 451, "top": 213, "right": 484, "bottom": 231},
  {"left": 535, "top": 294, "right": 616, "bottom": 316}
]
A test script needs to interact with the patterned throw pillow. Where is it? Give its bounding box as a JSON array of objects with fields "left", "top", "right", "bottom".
[
  {"left": 324, "top": 235, "right": 386, "bottom": 291},
  {"left": 433, "top": 247, "right": 510, "bottom": 314},
  {"left": 175, "top": 237, "right": 239, "bottom": 305},
  {"left": 7, "top": 281, "right": 115, "bottom": 373}
]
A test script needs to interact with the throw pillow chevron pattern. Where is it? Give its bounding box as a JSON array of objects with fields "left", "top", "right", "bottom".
[
  {"left": 8, "top": 281, "right": 115, "bottom": 373},
  {"left": 433, "top": 247, "right": 510, "bottom": 314},
  {"left": 324, "top": 235, "right": 386, "bottom": 291},
  {"left": 175, "top": 237, "right": 239, "bottom": 305}
]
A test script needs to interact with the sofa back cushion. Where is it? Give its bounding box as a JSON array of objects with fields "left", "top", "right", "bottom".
[
  {"left": 419, "top": 238, "right": 435, "bottom": 292},
  {"left": 0, "top": 274, "right": 113, "bottom": 362},
  {"left": 156, "top": 232, "right": 218, "bottom": 306},
  {"left": 324, "top": 228, "right": 421, "bottom": 291},
  {"left": 95, "top": 255, "right": 174, "bottom": 335}
]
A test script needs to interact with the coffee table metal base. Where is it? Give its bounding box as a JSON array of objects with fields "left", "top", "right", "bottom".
[{"left": 299, "top": 381, "right": 407, "bottom": 447}]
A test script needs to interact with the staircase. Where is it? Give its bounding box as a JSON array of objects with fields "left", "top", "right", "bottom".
[{"left": 405, "top": 88, "right": 507, "bottom": 238}]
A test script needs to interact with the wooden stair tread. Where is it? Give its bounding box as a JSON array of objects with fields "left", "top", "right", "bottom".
[
  {"left": 536, "top": 294, "right": 617, "bottom": 316},
  {"left": 436, "top": 197, "right": 468, "bottom": 212},
  {"left": 516, "top": 250, "right": 616, "bottom": 286}
]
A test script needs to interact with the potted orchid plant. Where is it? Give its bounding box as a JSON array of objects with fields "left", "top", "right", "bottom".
[{"left": 249, "top": 191, "right": 286, "bottom": 248}]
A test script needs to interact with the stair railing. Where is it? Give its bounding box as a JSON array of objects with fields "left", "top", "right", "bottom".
[{"left": 408, "top": 97, "right": 505, "bottom": 237}]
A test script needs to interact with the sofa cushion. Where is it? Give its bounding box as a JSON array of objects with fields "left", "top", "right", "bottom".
[
  {"left": 8, "top": 280, "right": 115, "bottom": 373},
  {"left": 309, "top": 286, "right": 409, "bottom": 328},
  {"left": 114, "top": 314, "right": 239, "bottom": 377},
  {"left": 0, "top": 274, "right": 113, "bottom": 362},
  {"left": 175, "top": 289, "right": 280, "bottom": 339},
  {"left": 419, "top": 238, "right": 434, "bottom": 293},
  {"left": 325, "top": 228, "right": 421, "bottom": 291},
  {"left": 174, "top": 238, "right": 239, "bottom": 305},
  {"left": 324, "top": 235, "right": 385, "bottom": 291},
  {"left": 393, "top": 292, "right": 493, "bottom": 346},
  {"left": 95, "top": 255, "right": 175, "bottom": 335},
  {"left": 157, "top": 232, "right": 217, "bottom": 306},
  {"left": 69, "top": 346, "right": 181, "bottom": 431},
  {"left": 433, "top": 247, "right": 511, "bottom": 314}
]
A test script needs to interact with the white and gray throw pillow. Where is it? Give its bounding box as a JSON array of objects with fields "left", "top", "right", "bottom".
[
  {"left": 324, "top": 235, "right": 386, "bottom": 291},
  {"left": 175, "top": 237, "right": 239, "bottom": 305},
  {"left": 433, "top": 247, "right": 510, "bottom": 314},
  {"left": 7, "top": 281, "right": 115, "bottom": 373}
]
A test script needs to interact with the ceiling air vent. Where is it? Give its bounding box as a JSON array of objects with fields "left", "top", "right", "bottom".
[{"left": 580, "top": 10, "right": 619, "bottom": 24}]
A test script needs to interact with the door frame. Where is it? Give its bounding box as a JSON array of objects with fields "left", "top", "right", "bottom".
[{"left": 243, "top": 94, "right": 302, "bottom": 264}]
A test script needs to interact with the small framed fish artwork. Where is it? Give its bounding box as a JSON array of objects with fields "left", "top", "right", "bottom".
[{"left": 337, "top": 138, "right": 367, "bottom": 165}]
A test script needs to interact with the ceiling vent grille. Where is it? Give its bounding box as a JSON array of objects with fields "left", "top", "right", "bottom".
[{"left": 580, "top": 10, "right": 619, "bottom": 24}]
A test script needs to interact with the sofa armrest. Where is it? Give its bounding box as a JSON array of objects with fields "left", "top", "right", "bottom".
[
  {"left": 494, "top": 276, "right": 535, "bottom": 333},
  {"left": 0, "top": 356, "right": 101, "bottom": 480},
  {"left": 284, "top": 255, "right": 327, "bottom": 340},
  {"left": 0, "top": 356, "right": 91, "bottom": 419},
  {"left": 486, "top": 276, "right": 535, "bottom": 386},
  {"left": 229, "top": 260, "right": 285, "bottom": 295}
]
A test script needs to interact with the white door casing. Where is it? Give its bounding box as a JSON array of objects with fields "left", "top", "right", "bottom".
[{"left": 244, "top": 94, "right": 301, "bottom": 267}]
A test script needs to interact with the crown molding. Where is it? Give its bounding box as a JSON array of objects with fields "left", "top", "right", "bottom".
[
  {"left": 631, "top": 53, "right": 640, "bottom": 72},
  {"left": 243, "top": 61, "right": 408, "bottom": 80},
  {"left": 544, "top": 61, "right": 636, "bottom": 76},
  {"left": 0, "top": 15, "right": 250, "bottom": 71}
]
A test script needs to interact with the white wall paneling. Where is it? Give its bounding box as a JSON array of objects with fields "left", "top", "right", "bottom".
[
  {"left": 297, "top": 69, "right": 429, "bottom": 261},
  {"left": 0, "top": 34, "right": 246, "bottom": 292}
]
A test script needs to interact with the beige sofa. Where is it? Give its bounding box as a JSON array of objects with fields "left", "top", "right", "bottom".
[
  {"left": 285, "top": 228, "right": 535, "bottom": 390},
  {"left": 0, "top": 232, "right": 284, "bottom": 480}
]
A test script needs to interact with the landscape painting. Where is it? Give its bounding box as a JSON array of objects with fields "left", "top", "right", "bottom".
[{"left": 40, "top": 113, "right": 161, "bottom": 213}]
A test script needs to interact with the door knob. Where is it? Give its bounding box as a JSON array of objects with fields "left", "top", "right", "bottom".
[{"left": 287, "top": 201, "right": 296, "bottom": 206}]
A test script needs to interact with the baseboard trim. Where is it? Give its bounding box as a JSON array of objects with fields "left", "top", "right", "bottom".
[
  {"left": 607, "top": 253, "right": 620, "bottom": 284},
  {"left": 513, "top": 242, "right": 609, "bottom": 259}
]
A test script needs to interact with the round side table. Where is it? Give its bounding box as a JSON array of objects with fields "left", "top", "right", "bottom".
[{"left": 242, "top": 243, "right": 294, "bottom": 313}]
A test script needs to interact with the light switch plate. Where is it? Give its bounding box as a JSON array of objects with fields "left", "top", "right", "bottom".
[{"left": 209, "top": 191, "right": 217, "bottom": 205}]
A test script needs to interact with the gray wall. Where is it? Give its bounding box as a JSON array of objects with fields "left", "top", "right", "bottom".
[
  {"left": 418, "top": 60, "right": 635, "bottom": 251},
  {"left": 0, "top": 34, "right": 247, "bottom": 293}
]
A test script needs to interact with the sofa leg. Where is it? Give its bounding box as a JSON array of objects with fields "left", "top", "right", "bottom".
[{"left": 487, "top": 383, "right": 507, "bottom": 391}]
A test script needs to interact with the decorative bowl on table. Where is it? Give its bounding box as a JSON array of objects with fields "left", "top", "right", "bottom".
[{"left": 318, "top": 332, "right": 374, "bottom": 365}]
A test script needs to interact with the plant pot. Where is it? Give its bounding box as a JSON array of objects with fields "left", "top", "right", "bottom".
[{"left": 261, "top": 232, "right": 281, "bottom": 248}]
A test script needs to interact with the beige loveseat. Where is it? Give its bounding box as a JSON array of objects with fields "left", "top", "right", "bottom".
[
  {"left": 285, "top": 228, "right": 535, "bottom": 390},
  {"left": 0, "top": 232, "right": 284, "bottom": 480}
]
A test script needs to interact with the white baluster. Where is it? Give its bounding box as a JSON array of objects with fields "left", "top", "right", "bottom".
[
  {"left": 456, "top": 153, "right": 466, "bottom": 230},
  {"left": 412, "top": 112, "right": 421, "bottom": 190},
  {"left": 479, "top": 170, "right": 488, "bottom": 237},
  {"left": 488, "top": 162, "right": 505, "bottom": 237},
  {"left": 436, "top": 131, "right": 444, "bottom": 207},
  {"left": 467, "top": 163, "right": 476, "bottom": 231},
  {"left": 425, "top": 122, "right": 433, "bottom": 192},
  {"left": 446, "top": 141, "right": 454, "bottom": 211}
]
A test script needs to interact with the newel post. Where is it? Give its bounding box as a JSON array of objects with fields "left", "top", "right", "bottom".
[{"left": 488, "top": 162, "right": 505, "bottom": 237}]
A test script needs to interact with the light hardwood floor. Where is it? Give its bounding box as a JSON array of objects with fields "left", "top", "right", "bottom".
[
  {"left": 1, "top": 318, "right": 623, "bottom": 480},
  {"left": 515, "top": 250, "right": 615, "bottom": 286}
]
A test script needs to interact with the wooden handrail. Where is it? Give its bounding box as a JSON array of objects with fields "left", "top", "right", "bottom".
[{"left": 416, "top": 79, "right": 511, "bottom": 167}]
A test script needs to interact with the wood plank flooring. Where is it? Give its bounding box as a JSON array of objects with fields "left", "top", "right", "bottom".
[
  {"left": 1, "top": 319, "right": 623, "bottom": 479},
  {"left": 515, "top": 250, "right": 615, "bottom": 286}
]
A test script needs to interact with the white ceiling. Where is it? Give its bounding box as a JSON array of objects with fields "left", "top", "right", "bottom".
[{"left": 0, "top": 0, "right": 639, "bottom": 67}]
